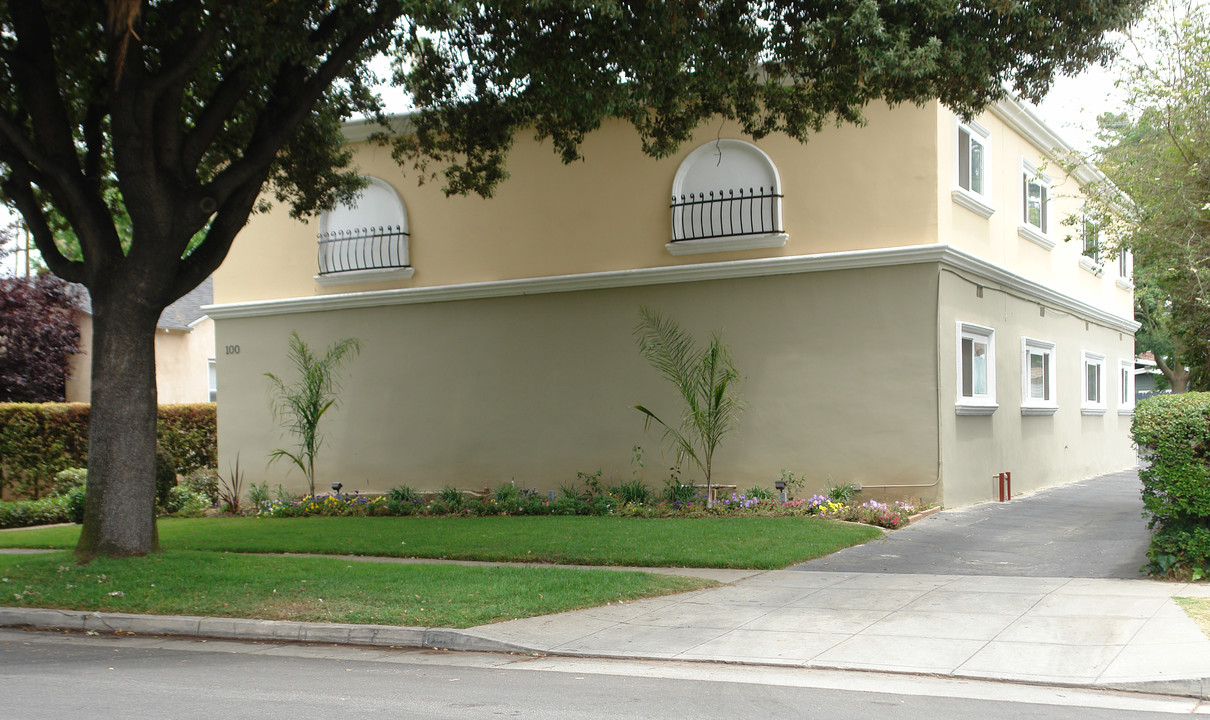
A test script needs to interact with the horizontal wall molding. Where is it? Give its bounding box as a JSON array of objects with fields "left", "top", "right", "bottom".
[{"left": 206, "top": 244, "right": 1139, "bottom": 333}]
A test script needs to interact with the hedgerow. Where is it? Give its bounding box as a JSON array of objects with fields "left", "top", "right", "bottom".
[
  {"left": 0, "top": 403, "right": 216, "bottom": 499},
  {"left": 1132, "top": 393, "right": 1210, "bottom": 579}
]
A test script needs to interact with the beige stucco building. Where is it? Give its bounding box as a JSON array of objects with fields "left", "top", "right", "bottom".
[
  {"left": 208, "top": 97, "right": 1138, "bottom": 508},
  {"left": 66, "top": 277, "right": 217, "bottom": 405}
]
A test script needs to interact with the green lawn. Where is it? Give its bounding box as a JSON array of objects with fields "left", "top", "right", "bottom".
[
  {"left": 0, "top": 550, "right": 710, "bottom": 628},
  {"left": 0, "top": 515, "right": 882, "bottom": 569}
]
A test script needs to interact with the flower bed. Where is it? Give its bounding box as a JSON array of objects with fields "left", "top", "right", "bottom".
[{"left": 252, "top": 486, "right": 921, "bottom": 530}]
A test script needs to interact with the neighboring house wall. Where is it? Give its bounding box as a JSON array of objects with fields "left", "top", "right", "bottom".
[{"left": 65, "top": 279, "right": 216, "bottom": 404}]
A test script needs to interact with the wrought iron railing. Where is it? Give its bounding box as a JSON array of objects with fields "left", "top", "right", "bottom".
[
  {"left": 670, "top": 186, "right": 783, "bottom": 242},
  {"left": 317, "top": 226, "right": 409, "bottom": 275}
]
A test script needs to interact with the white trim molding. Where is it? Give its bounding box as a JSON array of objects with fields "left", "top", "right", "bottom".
[
  {"left": 952, "top": 189, "right": 995, "bottom": 219},
  {"left": 1018, "top": 224, "right": 1056, "bottom": 250},
  {"left": 315, "top": 267, "right": 415, "bottom": 287},
  {"left": 206, "top": 244, "right": 1141, "bottom": 334},
  {"left": 666, "top": 233, "right": 788, "bottom": 256}
]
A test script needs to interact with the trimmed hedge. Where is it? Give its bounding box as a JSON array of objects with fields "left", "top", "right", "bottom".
[
  {"left": 1132, "top": 393, "right": 1210, "bottom": 579},
  {"left": 0, "top": 403, "right": 216, "bottom": 499}
]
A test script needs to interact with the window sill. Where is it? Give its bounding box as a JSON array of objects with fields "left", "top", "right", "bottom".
[
  {"left": 1081, "top": 406, "right": 1107, "bottom": 416},
  {"left": 1021, "top": 405, "right": 1058, "bottom": 416},
  {"left": 315, "top": 267, "right": 415, "bottom": 287},
  {"left": 1079, "top": 256, "right": 1104, "bottom": 276},
  {"left": 956, "top": 402, "right": 998, "bottom": 416},
  {"left": 1018, "top": 224, "right": 1055, "bottom": 250},
  {"left": 1118, "top": 408, "right": 1135, "bottom": 416},
  {"left": 1116, "top": 277, "right": 1134, "bottom": 291},
  {"left": 666, "top": 233, "right": 788, "bottom": 256},
  {"left": 951, "top": 189, "right": 995, "bottom": 219}
]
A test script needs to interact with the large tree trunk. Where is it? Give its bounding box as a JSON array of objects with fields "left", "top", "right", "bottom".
[{"left": 74, "top": 288, "right": 162, "bottom": 561}]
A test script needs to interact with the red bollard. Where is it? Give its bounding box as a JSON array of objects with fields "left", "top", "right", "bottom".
[{"left": 998, "top": 471, "right": 1012, "bottom": 502}]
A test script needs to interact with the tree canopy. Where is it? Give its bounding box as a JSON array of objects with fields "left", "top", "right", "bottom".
[
  {"left": 0, "top": 0, "right": 1147, "bottom": 559},
  {"left": 1081, "top": 0, "right": 1210, "bottom": 391}
]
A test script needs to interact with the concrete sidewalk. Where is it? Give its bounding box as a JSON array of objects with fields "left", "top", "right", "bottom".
[{"left": 5, "top": 568, "right": 1210, "bottom": 699}]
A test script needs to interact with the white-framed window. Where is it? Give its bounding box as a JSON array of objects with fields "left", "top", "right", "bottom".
[
  {"left": 1082, "top": 351, "right": 1106, "bottom": 415},
  {"left": 1021, "top": 338, "right": 1057, "bottom": 415},
  {"left": 1117, "top": 250, "right": 1134, "bottom": 290},
  {"left": 1119, "top": 359, "right": 1135, "bottom": 414},
  {"left": 667, "top": 139, "right": 787, "bottom": 256},
  {"left": 956, "top": 322, "right": 997, "bottom": 415},
  {"left": 208, "top": 359, "right": 217, "bottom": 403},
  {"left": 1079, "top": 212, "right": 1103, "bottom": 275},
  {"left": 952, "top": 119, "right": 994, "bottom": 218},
  {"left": 316, "top": 175, "right": 414, "bottom": 285},
  {"left": 1018, "top": 158, "right": 1053, "bottom": 249}
]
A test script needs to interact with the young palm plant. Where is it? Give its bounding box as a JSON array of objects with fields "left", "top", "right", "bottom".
[
  {"left": 633, "top": 307, "right": 741, "bottom": 509},
  {"left": 265, "top": 332, "right": 361, "bottom": 498}
]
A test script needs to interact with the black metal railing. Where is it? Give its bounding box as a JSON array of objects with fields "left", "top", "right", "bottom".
[
  {"left": 317, "top": 225, "right": 410, "bottom": 275},
  {"left": 670, "top": 186, "right": 783, "bottom": 242}
]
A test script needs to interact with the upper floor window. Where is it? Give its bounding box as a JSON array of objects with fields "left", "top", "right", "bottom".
[
  {"left": 1082, "top": 351, "right": 1106, "bottom": 415},
  {"left": 667, "top": 139, "right": 787, "bottom": 256},
  {"left": 316, "top": 176, "right": 413, "bottom": 285},
  {"left": 1018, "top": 159, "right": 1053, "bottom": 250},
  {"left": 1079, "top": 212, "right": 1103, "bottom": 275},
  {"left": 956, "top": 322, "right": 997, "bottom": 415},
  {"left": 1021, "top": 338, "right": 1057, "bottom": 415},
  {"left": 1117, "top": 249, "right": 1134, "bottom": 290},
  {"left": 953, "top": 120, "right": 993, "bottom": 218}
]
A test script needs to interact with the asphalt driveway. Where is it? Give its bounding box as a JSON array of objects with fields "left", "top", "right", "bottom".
[{"left": 793, "top": 468, "right": 1151, "bottom": 578}]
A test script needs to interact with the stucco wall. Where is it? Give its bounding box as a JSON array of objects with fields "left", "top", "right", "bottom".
[
  {"left": 215, "top": 103, "right": 941, "bottom": 304},
  {"left": 215, "top": 263, "right": 942, "bottom": 501},
  {"left": 937, "top": 106, "right": 1134, "bottom": 322},
  {"left": 65, "top": 315, "right": 215, "bottom": 404},
  {"left": 937, "top": 269, "right": 1136, "bottom": 508}
]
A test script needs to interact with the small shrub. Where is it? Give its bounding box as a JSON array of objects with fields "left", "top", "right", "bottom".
[
  {"left": 387, "top": 485, "right": 421, "bottom": 504},
  {"left": 161, "top": 486, "right": 209, "bottom": 517},
  {"left": 183, "top": 468, "right": 219, "bottom": 504},
  {"left": 745, "top": 485, "right": 774, "bottom": 501},
  {"left": 824, "top": 476, "right": 861, "bottom": 503},
  {"left": 662, "top": 478, "right": 698, "bottom": 506},
  {"left": 217, "top": 455, "right": 245, "bottom": 514},
  {"left": 247, "top": 481, "right": 271, "bottom": 510},
  {"left": 613, "top": 479, "right": 652, "bottom": 505}
]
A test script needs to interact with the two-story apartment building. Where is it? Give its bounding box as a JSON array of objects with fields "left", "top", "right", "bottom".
[{"left": 207, "top": 96, "right": 1137, "bottom": 508}]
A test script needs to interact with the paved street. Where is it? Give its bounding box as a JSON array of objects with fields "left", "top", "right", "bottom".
[
  {"left": 3, "top": 629, "right": 1205, "bottom": 719},
  {"left": 794, "top": 469, "right": 1150, "bottom": 577}
]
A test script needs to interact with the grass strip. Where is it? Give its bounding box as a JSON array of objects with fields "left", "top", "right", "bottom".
[
  {"left": 0, "top": 516, "right": 881, "bottom": 569},
  {"left": 1177, "top": 597, "right": 1210, "bottom": 639},
  {"left": 0, "top": 551, "right": 713, "bottom": 629}
]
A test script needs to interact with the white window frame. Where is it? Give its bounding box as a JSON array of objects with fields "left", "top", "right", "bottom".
[
  {"left": 1116, "top": 250, "right": 1134, "bottom": 290},
  {"left": 207, "top": 359, "right": 217, "bottom": 403},
  {"left": 952, "top": 119, "right": 994, "bottom": 218},
  {"left": 1082, "top": 351, "right": 1107, "bottom": 415},
  {"left": 1079, "top": 211, "right": 1104, "bottom": 276},
  {"left": 1018, "top": 158, "right": 1054, "bottom": 250},
  {"left": 316, "top": 175, "right": 415, "bottom": 285},
  {"left": 1021, "top": 338, "right": 1057, "bottom": 415},
  {"left": 956, "top": 322, "right": 997, "bottom": 415},
  {"left": 1118, "top": 359, "right": 1135, "bottom": 415}
]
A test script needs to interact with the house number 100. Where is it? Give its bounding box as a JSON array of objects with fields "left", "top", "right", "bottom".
[{"left": 225, "top": 345, "right": 240, "bottom": 355}]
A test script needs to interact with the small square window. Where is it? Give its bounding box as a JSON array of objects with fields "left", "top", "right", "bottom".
[
  {"left": 1021, "top": 338, "right": 1057, "bottom": 415},
  {"left": 208, "top": 359, "right": 217, "bottom": 403},
  {"left": 1082, "top": 351, "right": 1106, "bottom": 415},
  {"left": 957, "top": 322, "right": 997, "bottom": 415}
]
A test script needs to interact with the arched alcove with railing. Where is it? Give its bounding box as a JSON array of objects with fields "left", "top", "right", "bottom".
[
  {"left": 668, "top": 139, "right": 787, "bottom": 255},
  {"left": 316, "top": 176, "right": 414, "bottom": 284}
]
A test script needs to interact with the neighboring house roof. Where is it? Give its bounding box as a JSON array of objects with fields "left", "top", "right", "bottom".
[{"left": 75, "top": 276, "right": 213, "bottom": 331}]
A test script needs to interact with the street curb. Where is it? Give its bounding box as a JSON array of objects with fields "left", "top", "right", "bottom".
[
  {"left": 0, "top": 607, "right": 533, "bottom": 654},
  {"left": 3, "top": 606, "right": 1208, "bottom": 700}
]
